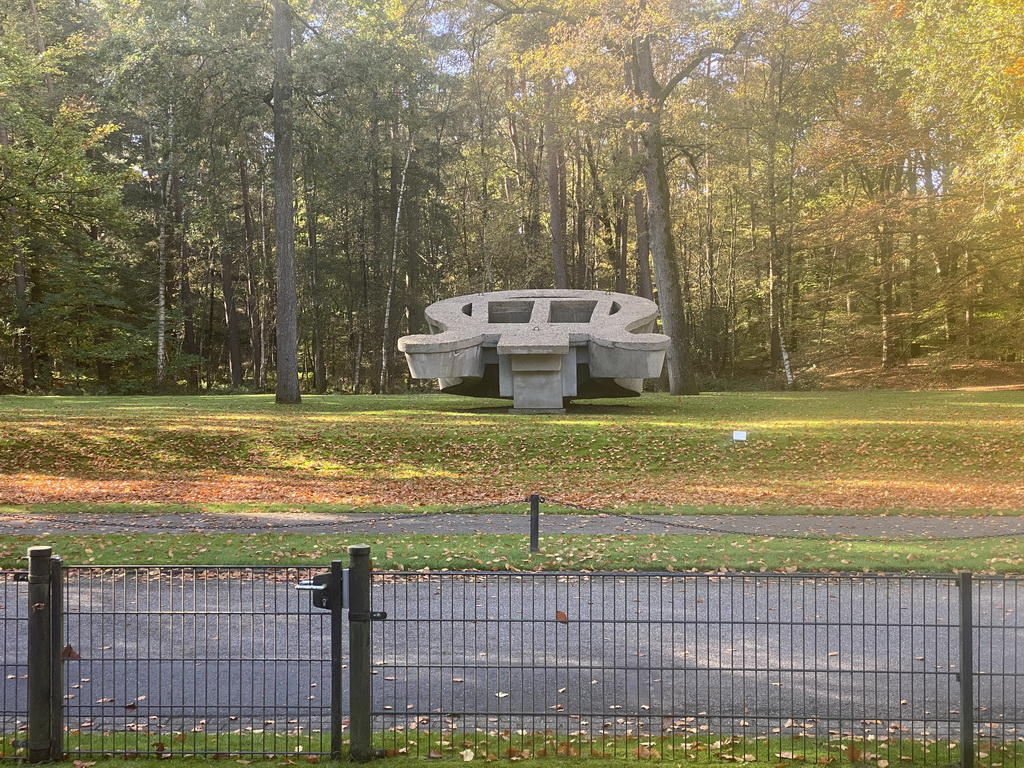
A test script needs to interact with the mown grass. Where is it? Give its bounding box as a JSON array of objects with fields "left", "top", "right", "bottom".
[
  {"left": 2, "top": 391, "right": 1024, "bottom": 572},
  {"left": 1, "top": 531, "right": 1019, "bottom": 573},
  {"left": 1, "top": 391, "right": 1023, "bottom": 513}
]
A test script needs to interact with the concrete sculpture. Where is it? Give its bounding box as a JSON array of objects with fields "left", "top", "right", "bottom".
[{"left": 398, "top": 289, "right": 670, "bottom": 413}]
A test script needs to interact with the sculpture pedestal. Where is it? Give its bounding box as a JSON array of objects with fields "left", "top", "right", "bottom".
[{"left": 506, "top": 353, "right": 567, "bottom": 412}]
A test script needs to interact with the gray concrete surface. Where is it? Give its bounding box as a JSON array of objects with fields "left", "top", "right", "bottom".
[{"left": 398, "top": 290, "right": 670, "bottom": 411}]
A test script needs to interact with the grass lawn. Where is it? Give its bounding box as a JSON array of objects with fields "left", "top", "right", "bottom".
[
  {"left": 1, "top": 391, "right": 1023, "bottom": 572},
  {"left": 1, "top": 530, "right": 1021, "bottom": 572},
  {"left": 2, "top": 390, "right": 1023, "bottom": 512}
]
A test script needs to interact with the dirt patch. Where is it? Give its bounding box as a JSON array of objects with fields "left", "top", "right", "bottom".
[{"left": 815, "top": 357, "right": 1024, "bottom": 391}]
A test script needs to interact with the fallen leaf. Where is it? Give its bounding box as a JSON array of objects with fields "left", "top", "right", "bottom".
[
  {"left": 555, "top": 610, "right": 568, "bottom": 623},
  {"left": 62, "top": 645, "right": 81, "bottom": 660},
  {"left": 461, "top": 749, "right": 474, "bottom": 761}
]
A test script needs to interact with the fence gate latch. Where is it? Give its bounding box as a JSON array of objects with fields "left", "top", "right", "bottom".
[
  {"left": 296, "top": 570, "right": 348, "bottom": 611},
  {"left": 349, "top": 611, "right": 387, "bottom": 621}
]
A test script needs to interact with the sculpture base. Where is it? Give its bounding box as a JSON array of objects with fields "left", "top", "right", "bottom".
[{"left": 508, "top": 407, "right": 565, "bottom": 415}]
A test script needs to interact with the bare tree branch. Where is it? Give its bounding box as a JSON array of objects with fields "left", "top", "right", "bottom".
[{"left": 658, "top": 32, "right": 746, "bottom": 106}]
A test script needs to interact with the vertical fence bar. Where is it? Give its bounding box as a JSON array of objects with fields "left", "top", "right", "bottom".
[
  {"left": 26, "top": 546, "right": 54, "bottom": 763},
  {"left": 529, "top": 494, "right": 540, "bottom": 553},
  {"left": 348, "top": 545, "right": 373, "bottom": 761},
  {"left": 49, "top": 556, "right": 63, "bottom": 760},
  {"left": 330, "top": 559, "right": 344, "bottom": 759},
  {"left": 959, "top": 571, "right": 974, "bottom": 768}
]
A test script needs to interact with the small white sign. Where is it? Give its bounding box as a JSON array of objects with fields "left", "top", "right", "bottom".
[{"left": 732, "top": 430, "right": 747, "bottom": 442}]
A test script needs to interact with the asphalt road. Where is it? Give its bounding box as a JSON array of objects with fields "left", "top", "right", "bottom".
[{"left": 4, "top": 569, "right": 1023, "bottom": 743}]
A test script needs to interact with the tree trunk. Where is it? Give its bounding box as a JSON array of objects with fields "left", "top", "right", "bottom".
[
  {"left": 272, "top": 0, "right": 301, "bottom": 403},
  {"left": 304, "top": 167, "right": 327, "bottom": 394},
  {"left": 633, "top": 36, "right": 699, "bottom": 395},
  {"left": 703, "top": 141, "right": 722, "bottom": 373},
  {"left": 379, "top": 133, "right": 411, "bottom": 392},
  {"left": 879, "top": 219, "right": 897, "bottom": 368},
  {"left": 240, "top": 157, "right": 263, "bottom": 388},
  {"left": 633, "top": 185, "right": 653, "bottom": 299},
  {"left": 146, "top": 117, "right": 173, "bottom": 391},
  {"left": 13, "top": 250, "right": 34, "bottom": 390},
  {"left": 155, "top": 167, "right": 170, "bottom": 390},
  {"left": 624, "top": 60, "right": 654, "bottom": 300},
  {"left": 26, "top": 0, "right": 54, "bottom": 97},
  {"left": 218, "top": 243, "right": 243, "bottom": 388},
  {"left": 172, "top": 170, "right": 200, "bottom": 394},
  {"left": 616, "top": 196, "right": 629, "bottom": 294},
  {"left": 545, "top": 115, "right": 569, "bottom": 289},
  {"left": 583, "top": 138, "right": 620, "bottom": 293}
]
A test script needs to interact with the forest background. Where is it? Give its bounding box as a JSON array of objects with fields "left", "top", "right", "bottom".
[{"left": 1, "top": 0, "right": 1021, "bottom": 397}]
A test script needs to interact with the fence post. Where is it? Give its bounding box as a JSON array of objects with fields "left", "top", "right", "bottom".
[
  {"left": 529, "top": 493, "right": 540, "bottom": 553},
  {"left": 959, "top": 571, "right": 974, "bottom": 768},
  {"left": 27, "top": 546, "right": 59, "bottom": 763},
  {"left": 49, "top": 555, "right": 63, "bottom": 759},
  {"left": 330, "top": 559, "right": 344, "bottom": 760},
  {"left": 348, "top": 545, "right": 373, "bottom": 761}
]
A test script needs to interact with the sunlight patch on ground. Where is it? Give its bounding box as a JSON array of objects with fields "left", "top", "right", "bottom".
[{"left": 643, "top": 476, "right": 1024, "bottom": 512}]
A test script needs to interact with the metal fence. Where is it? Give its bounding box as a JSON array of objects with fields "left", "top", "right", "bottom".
[
  {"left": 370, "top": 572, "right": 974, "bottom": 764},
  {"left": 3, "top": 548, "right": 1024, "bottom": 766},
  {"left": 60, "top": 564, "right": 335, "bottom": 757},
  {"left": 1, "top": 571, "right": 28, "bottom": 757}
]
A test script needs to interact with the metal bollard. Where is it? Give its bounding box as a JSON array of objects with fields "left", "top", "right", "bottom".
[{"left": 529, "top": 493, "right": 540, "bottom": 553}]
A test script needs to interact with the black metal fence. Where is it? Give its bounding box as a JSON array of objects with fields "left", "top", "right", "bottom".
[
  {"left": 370, "top": 572, "right": 970, "bottom": 764},
  {"left": 1, "top": 571, "right": 28, "bottom": 757},
  {"left": 3, "top": 546, "right": 1024, "bottom": 766},
  {"left": 61, "top": 564, "right": 334, "bottom": 758}
]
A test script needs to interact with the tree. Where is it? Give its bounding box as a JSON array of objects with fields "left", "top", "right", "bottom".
[
  {"left": 272, "top": 0, "right": 301, "bottom": 403},
  {"left": 1, "top": 3, "right": 131, "bottom": 392}
]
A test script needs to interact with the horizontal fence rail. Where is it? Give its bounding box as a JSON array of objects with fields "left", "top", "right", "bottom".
[{"left": 59, "top": 565, "right": 336, "bottom": 758}]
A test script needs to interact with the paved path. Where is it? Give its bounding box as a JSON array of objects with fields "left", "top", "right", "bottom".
[{"left": 1, "top": 510, "right": 1022, "bottom": 539}]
